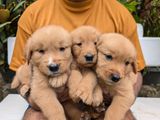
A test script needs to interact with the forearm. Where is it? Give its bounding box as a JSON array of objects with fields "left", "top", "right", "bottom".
[{"left": 133, "top": 72, "right": 143, "bottom": 96}]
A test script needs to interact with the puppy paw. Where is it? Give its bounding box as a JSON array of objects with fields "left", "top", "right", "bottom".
[
  {"left": 92, "top": 85, "right": 103, "bottom": 107},
  {"left": 68, "top": 79, "right": 81, "bottom": 102},
  {"left": 75, "top": 86, "right": 93, "bottom": 105},
  {"left": 49, "top": 73, "right": 68, "bottom": 88},
  {"left": 20, "top": 85, "right": 30, "bottom": 97},
  {"left": 69, "top": 86, "right": 81, "bottom": 102}
]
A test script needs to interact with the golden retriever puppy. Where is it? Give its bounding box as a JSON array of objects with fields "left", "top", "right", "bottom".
[
  {"left": 23, "top": 25, "right": 72, "bottom": 120},
  {"left": 11, "top": 63, "right": 30, "bottom": 97},
  {"left": 68, "top": 26, "right": 103, "bottom": 107},
  {"left": 96, "top": 33, "right": 137, "bottom": 120}
]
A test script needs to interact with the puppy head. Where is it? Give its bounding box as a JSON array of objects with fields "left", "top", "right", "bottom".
[
  {"left": 96, "top": 33, "right": 137, "bottom": 85},
  {"left": 25, "top": 25, "right": 72, "bottom": 77},
  {"left": 71, "top": 26, "right": 100, "bottom": 67}
]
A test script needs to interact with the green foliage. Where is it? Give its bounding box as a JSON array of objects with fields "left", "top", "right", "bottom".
[
  {"left": 140, "top": 0, "right": 160, "bottom": 37},
  {"left": 118, "top": 0, "right": 142, "bottom": 22},
  {"left": 0, "top": 0, "right": 34, "bottom": 81},
  {"left": 119, "top": 0, "right": 160, "bottom": 37},
  {"left": 118, "top": 0, "right": 140, "bottom": 13}
]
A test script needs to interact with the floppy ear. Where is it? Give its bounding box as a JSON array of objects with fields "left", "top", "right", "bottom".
[
  {"left": 131, "top": 59, "right": 137, "bottom": 74},
  {"left": 96, "top": 37, "right": 103, "bottom": 48},
  {"left": 25, "top": 38, "right": 33, "bottom": 64}
]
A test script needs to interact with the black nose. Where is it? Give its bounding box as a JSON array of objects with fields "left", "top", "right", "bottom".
[
  {"left": 85, "top": 54, "right": 94, "bottom": 62},
  {"left": 48, "top": 64, "right": 59, "bottom": 72},
  {"left": 111, "top": 73, "right": 121, "bottom": 82}
]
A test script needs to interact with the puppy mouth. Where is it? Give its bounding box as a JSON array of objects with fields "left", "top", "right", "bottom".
[
  {"left": 86, "top": 62, "right": 95, "bottom": 65},
  {"left": 86, "top": 60, "right": 95, "bottom": 63},
  {"left": 104, "top": 78, "right": 120, "bottom": 86},
  {"left": 83, "top": 61, "right": 95, "bottom": 66},
  {"left": 48, "top": 72, "right": 61, "bottom": 77},
  {"left": 104, "top": 79, "right": 115, "bottom": 85}
]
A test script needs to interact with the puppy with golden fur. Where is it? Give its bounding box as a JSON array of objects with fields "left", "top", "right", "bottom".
[
  {"left": 68, "top": 26, "right": 103, "bottom": 107},
  {"left": 12, "top": 25, "right": 72, "bottom": 120},
  {"left": 96, "top": 33, "right": 137, "bottom": 120}
]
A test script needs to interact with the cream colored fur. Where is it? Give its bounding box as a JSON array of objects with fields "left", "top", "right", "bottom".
[
  {"left": 68, "top": 26, "right": 103, "bottom": 107},
  {"left": 96, "top": 33, "right": 137, "bottom": 120},
  {"left": 12, "top": 25, "right": 72, "bottom": 120},
  {"left": 11, "top": 63, "right": 30, "bottom": 97}
]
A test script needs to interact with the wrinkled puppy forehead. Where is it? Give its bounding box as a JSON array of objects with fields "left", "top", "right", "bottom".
[
  {"left": 29, "top": 25, "right": 72, "bottom": 49},
  {"left": 97, "top": 33, "right": 137, "bottom": 57},
  {"left": 71, "top": 26, "right": 100, "bottom": 43}
]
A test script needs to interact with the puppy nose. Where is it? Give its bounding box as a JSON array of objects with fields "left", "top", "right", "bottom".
[
  {"left": 111, "top": 73, "right": 121, "bottom": 82},
  {"left": 48, "top": 64, "right": 59, "bottom": 72},
  {"left": 85, "top": 54, "right": 94, "bottom": 62}
]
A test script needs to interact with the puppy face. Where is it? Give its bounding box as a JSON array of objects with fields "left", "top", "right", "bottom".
[
  {"left": 96, "top": 33, "right": 137, "bottom": 85},
  {"left": 26, "top": 25, "right": 72, "bottom": 77},
  {"left": 71, "top": 26, "right": 100, "bottom": 67}
]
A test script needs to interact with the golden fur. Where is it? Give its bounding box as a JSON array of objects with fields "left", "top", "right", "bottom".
[
  {"left": 68, "top": 26, "right": 103, "bottom": 107},
  {"left": 11, "top": 63, "right": 30, "bottom": 97},
  {"left": 96, "top": 33, "right": 137, "bottom": 120},
  {"left": 12, "top": 25, "right": 72, "bottom": 120}
]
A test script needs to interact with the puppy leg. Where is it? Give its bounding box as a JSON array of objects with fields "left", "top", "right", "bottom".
[
  {"left": 20, "top": 84, "right": 30, "bottom": 97},
  {"left": 104, "top": 82, "right": 135, "bottom": 120},
  {"left": 11, "top": 64, "right": 30, "bottom": 97},
  {"left": 11, "top": 75, "right": 20, "bottom": 89},
  {"left": 31, "top": 68, "right": 66, "bottom": 120},
  {"left": 92, "top": 84, "right": 103, "bottom": 107},
  {"left": 74, "top": 70, "right": 98, "bottom": 105},
  {"left": 68, "top": 69, "right": 82, "bottom": 102},
  {"left": 31, "top": 87, "right": 66, "bottom": 120},
  {"left": 11, "top": 73, "right": 30, "bottom": 97}
]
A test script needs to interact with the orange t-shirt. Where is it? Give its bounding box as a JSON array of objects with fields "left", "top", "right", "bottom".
[{"left": 10, "top": 0, "right": 145, "bottom": 71}]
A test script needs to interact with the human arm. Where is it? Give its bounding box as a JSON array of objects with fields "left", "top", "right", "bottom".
[{"left": 9, "top": 6, "right": 33, "bottom": 71}]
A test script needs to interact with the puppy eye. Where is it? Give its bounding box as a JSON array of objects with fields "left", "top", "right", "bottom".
[
  {"left": 94, "top": 42, "right": 97, "bottom": 45},
  {"left": 125, "top": 61, "right": 130, "bottom": 66},
  {"left": 38, "top": 49, "right": 45, "bottom": 54},
  {"left": 77, "top": 43, "right": 82, "bottom": 46},
  {"left": 59, "top": 47, "right": 65, "bottom": 52},
  {"left": 105, "top": 55, "right": 113, "bottom": 61}
]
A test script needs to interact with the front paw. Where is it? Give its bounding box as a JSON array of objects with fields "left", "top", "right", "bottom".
[
  {"left": 69, "top": 87, "right": 81, "bottom": 102},
  {"left": 92, "top": 85, "right": 103, "bottom": 107},
  {"left": 20, "top": 85, "right": 30, "bottom": 97},
  {"left": 75, "top": 86, "right": 93, "bottom": 105}
]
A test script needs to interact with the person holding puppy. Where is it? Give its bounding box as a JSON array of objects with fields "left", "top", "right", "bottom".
[{"left": 10, "top": 0, "right": 145, "bottom": 119}]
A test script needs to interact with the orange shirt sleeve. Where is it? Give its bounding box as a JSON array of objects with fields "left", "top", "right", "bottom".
[
  {"left": 117, "top": 6, "right": 146, "bottom": 71},
  {"left": 9, "top": 7, "right": 33, "bottom": 71},
  {"left": 129, "top": 25, "right": 146, "bottom": 71}
]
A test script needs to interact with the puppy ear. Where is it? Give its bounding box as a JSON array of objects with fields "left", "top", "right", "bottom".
[
  {"left": 96, "top": 36, "right": 103, "bottom": 47},
  {"left": 25, "top": 38, "right": 32, "bottom": 64},
  {"left": 131, "top": 59, "right": 137, "bottom": 74}
]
